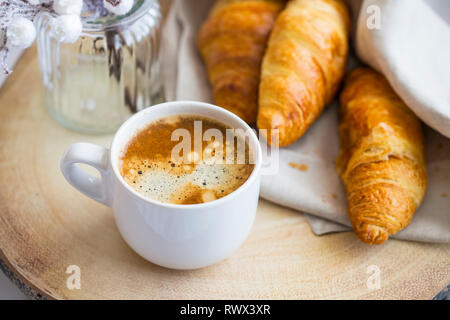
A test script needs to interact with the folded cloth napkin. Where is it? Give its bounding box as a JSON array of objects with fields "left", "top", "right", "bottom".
[{"left": 161, "top": 0, "right": 450, "bottom": 243}]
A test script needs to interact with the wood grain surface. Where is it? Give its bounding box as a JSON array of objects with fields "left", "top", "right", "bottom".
[
  {"left": 0, "top": 46, "right": 448, "bottom": 300},
  {"left": 0, "top": 5, "right": 449, "bottom": 298}
]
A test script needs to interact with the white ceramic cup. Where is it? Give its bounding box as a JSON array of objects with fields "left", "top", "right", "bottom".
[{"left": 61, "top": 101, "right": 262, "bottom": 270}]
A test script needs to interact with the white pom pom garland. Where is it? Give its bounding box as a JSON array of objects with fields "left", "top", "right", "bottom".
[
  {"left": 7, "top": 17, "right": 36, "bottom": 48},
  {"left": 49, "top": 14, "right": 82, "bottom": 43},
  {"left": 53, "top": 0, "right": 83, "bottom": 16},
  {"left": 103, "top": 0, "right": 134, "bottom": 16},
  {"left": 0, "top": 0, "right": 140, "bottom": 74}
]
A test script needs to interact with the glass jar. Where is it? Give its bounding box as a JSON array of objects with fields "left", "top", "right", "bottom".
[{"left": 36, "top": 0, "right": 164, "bottom": 134}]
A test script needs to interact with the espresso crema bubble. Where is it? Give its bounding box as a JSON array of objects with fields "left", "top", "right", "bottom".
[{"left": 120, "top": 115, "right": 254, "bottom": 204}]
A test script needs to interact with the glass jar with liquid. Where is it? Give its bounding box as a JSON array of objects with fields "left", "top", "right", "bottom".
[{"left": 36, "top": 0, "right": 164, "bottom": 134}]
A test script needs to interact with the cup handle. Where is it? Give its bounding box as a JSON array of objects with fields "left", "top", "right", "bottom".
[{"left": 61, "top": 143, "right": 112, "bottom": 207}]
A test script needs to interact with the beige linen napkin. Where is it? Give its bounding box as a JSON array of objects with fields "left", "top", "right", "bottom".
[{"left": 161, "top": 0, "right": 450, "bottom": 243}]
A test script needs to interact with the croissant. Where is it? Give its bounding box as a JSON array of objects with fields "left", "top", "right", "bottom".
[
  {"left": 258, "top": 0, "right": 350, "bottom": 146},
  {"left": 336, "top": 68, "right": 427, "bottom": 245},
  {"left": 198, "top": 0, "right": 285, "bottom": 123}
]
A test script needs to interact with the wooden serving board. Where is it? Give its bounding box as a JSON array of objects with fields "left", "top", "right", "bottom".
[{"left": 0, "top": 46, "right": 449, "bottom": 300}]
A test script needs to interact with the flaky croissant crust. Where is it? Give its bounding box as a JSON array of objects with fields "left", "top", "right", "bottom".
[
  {"left": 258, "top": 0, "right": 350, "bottom": 146},
  {"left": 336, "top": 68, "right": 427, "bottom": 245},
  {"left": 198, "top": 0, "right": 285, "bottom": 123}
]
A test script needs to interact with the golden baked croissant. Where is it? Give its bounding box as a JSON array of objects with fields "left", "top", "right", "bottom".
[
  {"left": 336, "top": 68, "right": 427, "bottom": 245},
  {"left": 258, "top": 0, "right": 350, "bottom": 146},
  {"left": 198, "top": 0, "right": 285, "bottom": 123}
]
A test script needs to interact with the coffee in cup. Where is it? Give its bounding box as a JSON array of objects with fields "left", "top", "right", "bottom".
[{"left": 120, "top": 115, "right": 255, "bottom": 205}]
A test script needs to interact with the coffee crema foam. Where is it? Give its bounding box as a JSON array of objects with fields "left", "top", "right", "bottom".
[{"left": 120, "top": 115, "right": 254, "bottom": 205}]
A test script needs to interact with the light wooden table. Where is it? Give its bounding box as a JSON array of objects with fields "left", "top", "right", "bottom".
[{"left": 0, "top": 45, "right": 448, "bottom": 300}]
